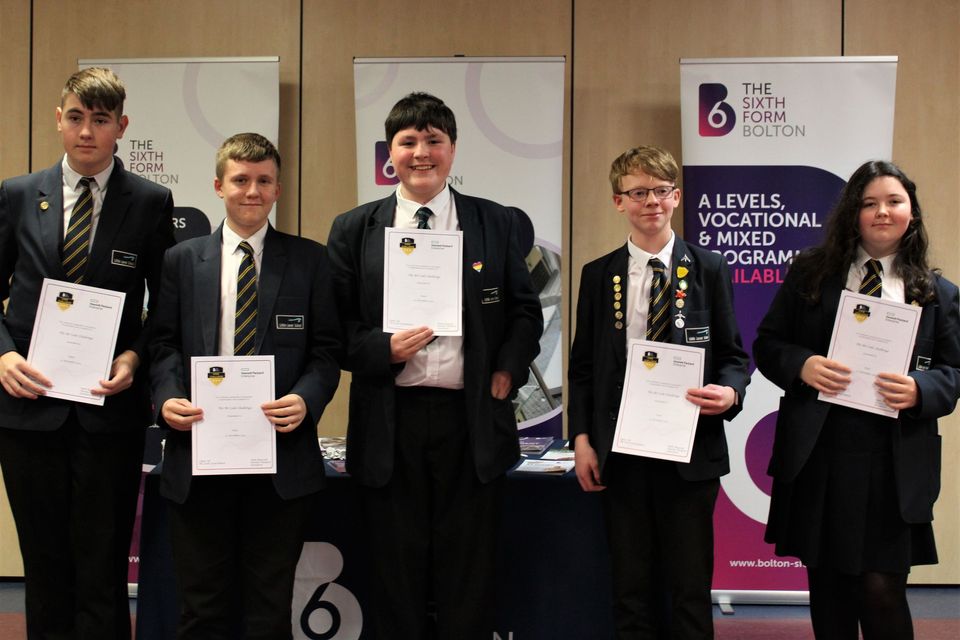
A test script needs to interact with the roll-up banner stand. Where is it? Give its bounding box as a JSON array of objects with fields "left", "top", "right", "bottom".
[
  {"left": 681, "top": 56, "right": 898, "bottom": 608},
  {"left": 79, "top": 56, "right": 281, "bottom": 593},
  {"left": 353, "top": 56, "right": 566, "bottom": 436}
]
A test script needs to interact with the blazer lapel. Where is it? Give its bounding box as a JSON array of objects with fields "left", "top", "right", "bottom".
[
  {"left": 37, "top": 165, "right": 65, "bottom": 278},
  {"left": 606, "top": 247, "right": 630, "bottom": 369},
  {"left": 820, "top": 272, "right": 846, "bottom": 340},
  {"left": 87, "top": 161, "right": 130, "bottom": 279},
  {"left": 195, "top": 228, "right": 223, "bottom": 356},
  {"left": 668, "top": 240, "right": 695, "bottom": 344},
  {"left": 454, "top": 190, "right": 483, "bottom": 332},
  {"left": 363, "top": 195, "right": 396, "bottom": 325},
  {"left": 256, "top": 226, "right": 286, "bottom": 354}
]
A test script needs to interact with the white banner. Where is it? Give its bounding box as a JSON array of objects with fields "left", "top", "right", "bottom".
[
  {"left": 681, "top": 56, "right": 898, "bottom": 601},
  {"left": 354, "top": 57, "right": 565, "bottom": 434},
  {"left": 80, "top": 57, "right": 280, "bottom": 242}
]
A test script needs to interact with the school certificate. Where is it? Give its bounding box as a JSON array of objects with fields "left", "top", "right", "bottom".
[
  {"left": 383, "top": 228, "right": 463, "bottom": 336},
  {"left": 26, "top": 278, "right": 125, "bottom": 406},
  {"left": 191, "top": 356, "right": 276, "bottom": 475},
  {"left": 612, "top": 340, "right": 704, "bottom": 464},
  {"left": 820, "top": 290, "right": 921, "bottom": 418}
]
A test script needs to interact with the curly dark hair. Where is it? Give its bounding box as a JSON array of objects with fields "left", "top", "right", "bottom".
[{"left": 790, "top": 160, "right": 936, "bottom": 304}]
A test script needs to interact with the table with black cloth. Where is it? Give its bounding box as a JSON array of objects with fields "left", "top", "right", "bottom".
[{"left": 135, "top": 448, "right": 614, "bottom": 639}]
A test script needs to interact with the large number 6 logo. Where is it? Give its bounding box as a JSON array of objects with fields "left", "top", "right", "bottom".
[{"left": 293, "top": 542, "right": 362, "bottom": 640}]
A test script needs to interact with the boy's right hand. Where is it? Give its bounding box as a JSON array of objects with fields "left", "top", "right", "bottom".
[
  {"left": 389, "top": 326, "right": 434, "bottom": 363},
  {"left": 0, "top": 351, "right": 51, "bottom": 399},
  {"left": 574, "top": 433, "right": 606, "bottom": 492},
  {"left": 161, "top": 398, "right": 204, "bottom": 431}
]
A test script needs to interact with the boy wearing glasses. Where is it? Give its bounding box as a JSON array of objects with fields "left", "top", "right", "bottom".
[{"left": 568, "top": 146, "right": 749, "bottom": 639}]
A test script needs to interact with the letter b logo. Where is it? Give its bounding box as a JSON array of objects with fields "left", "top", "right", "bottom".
[
  {"left": 374, "top": 141, "right": 399, "bottom": 186},
  {"left": 699, "top": 84, "right": 736, "bottom": 137}
]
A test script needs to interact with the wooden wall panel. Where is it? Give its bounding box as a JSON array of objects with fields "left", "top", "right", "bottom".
[
  {"left": 301, "top": 0, "right": 573, "bottom": 434},
  {"left": 29, "top": 0, "right": 302, "bottom": 233},
  {"left": 846, "top": 0, "right": 960, "bottom": 585},
  {"left": 0, "top": 0, "right": 31, "bottom": 580},
  {"left": 0, "top": 0, "right": 302, "bottom": 580},
  {"left": 0, "top": 0, "right": 29, "bottom": 178},
  {"left": 570, "top": 0, "right": 841, "bottom": 304},
  {"left": 3, "top": 0, "right": 958, "bottom": 585}
]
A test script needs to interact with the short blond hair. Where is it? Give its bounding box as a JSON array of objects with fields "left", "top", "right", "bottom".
[
  {"left": 609, "top": 146, "right": 679, "bottom": 193},
  {"left": 215, "top": 133, "right": 281, "bottom": 181}
]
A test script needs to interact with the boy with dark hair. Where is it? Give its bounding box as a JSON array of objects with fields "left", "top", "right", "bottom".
[
  {"left": 150, "top": 133, "right": 341, "bottom": 639},
  {"left": 0, "top": 66, "right": 175, "bottom": 639},
  {"left": 569, "top": 146, "right": 750, "bottom": 639},
  {"left": 328, "top": 92, "right": 542, "bottom": 639}
]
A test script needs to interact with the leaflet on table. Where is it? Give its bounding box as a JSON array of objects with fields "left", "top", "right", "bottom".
[
  {"left": 515, "top": 459, "right": 575, "bottom": 474},
  {"left": 190, "top": 356, "right": 276, "bottom": 475},
  {"left": 383, "top": 228, "right": 463, "bottom": 336},
  {"left": 26, "top": 278, "right": 126, "bottom": 406},
  {"left": 519, "top": 436, "right": 554, "bottom": 454},
  {"left": 611, "top": 340, "right": 704, "bottom": 464},
  {"left": 820, "top": 290, "right": 921, "bottom": 418}
]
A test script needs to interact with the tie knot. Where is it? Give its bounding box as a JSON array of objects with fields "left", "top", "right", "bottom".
[
  {"left": 78, "top": 177, "right": 93, "bottom": 191},
  {"left": 238, "top": 241, "right": 254, "bottom": 258},
  {"left": 866, "top": 259, "right": 882, "bottom": 276},
  {"left": 415, "top": 206, "right": 434, "bottom": 229},
  {"left": 648, "top": 257, "right": 666, "bottom": 273}
]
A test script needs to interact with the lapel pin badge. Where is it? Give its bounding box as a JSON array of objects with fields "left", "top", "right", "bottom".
[{"left": 472, "top": 261, "right": 483, "bottom": 272}]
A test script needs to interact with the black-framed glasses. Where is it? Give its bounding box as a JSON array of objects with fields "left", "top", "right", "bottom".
[{"left": 616, "top": 185, "right": 676, "bottom": 202}]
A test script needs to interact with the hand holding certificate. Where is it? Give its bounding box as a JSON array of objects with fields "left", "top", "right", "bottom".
[
  {"left": 26, "top": 278, "right": 125, "bottom": 406},
  {"left": 383, "top": 228, "right": 463, "bottom": 336},
  {"left": 191, "top": 356, "right": 276, "bottom": 475},
  {"left": 819, "top": 290, "right": 921, "bottom": 417},
  {"left": 612, "top": 340, "right": 704, "bottom": 464}
]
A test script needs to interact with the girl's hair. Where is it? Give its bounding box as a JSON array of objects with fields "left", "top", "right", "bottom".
[{"left": 790, "top": 160, "right": 935, "bottom": 304}]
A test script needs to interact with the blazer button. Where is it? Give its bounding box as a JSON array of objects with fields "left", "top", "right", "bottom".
[{"left": 609, "top": 411, "right": 618, "bottom": 421}]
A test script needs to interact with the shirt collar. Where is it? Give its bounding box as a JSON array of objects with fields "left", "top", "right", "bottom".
[
  {"left": 395, "top": 184, "right": 451, "bottom": 225},
  {"left": 855, "top": 245, "right": 896, "bottom": 275},
  {"left": 222, "top": 221, "right": 269, "bottom": 256},
  {"left": 626, "top": 231, "right": 675, "bottom": 273},
  {"left": 61, "top": 154, "right": 114, "bottom": 190}
]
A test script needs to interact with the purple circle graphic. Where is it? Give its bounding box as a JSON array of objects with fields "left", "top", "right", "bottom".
[{"left": 464, "top": 63, "right": 562, "bottom": 160}]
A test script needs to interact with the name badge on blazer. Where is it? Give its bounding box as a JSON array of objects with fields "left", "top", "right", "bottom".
[
  {"left": 915, "top": 356, "right": 931, "bottom": 371},
  {"left": 685, "top": 326, "right": 710, "bottom": 344},
  {"left": 276, "top": 315, "right": 305, "bottom": 330},
  {"left": 481, "top": 287, "right": 501, "bottom": 305},
  {"left": 111, "top": 250, "right": 138, "bottom": 268}
]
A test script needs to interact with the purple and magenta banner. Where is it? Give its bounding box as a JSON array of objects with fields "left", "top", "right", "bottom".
[{"left": 680, "top": 57, "right": 898, "bottom": 603}]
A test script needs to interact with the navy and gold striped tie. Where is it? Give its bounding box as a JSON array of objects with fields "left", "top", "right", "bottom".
[
  {"left": 234, "top": 241, "right": 258, "bottom": 356},
  {"left": 646, "top": 258, "right": 670, "bottom": 342},
  {"left": 62, "top": 177, "right": 94, "bottom": 283},
  {"left": 860, "top": 259, "right": 883, "bottom": 298}
]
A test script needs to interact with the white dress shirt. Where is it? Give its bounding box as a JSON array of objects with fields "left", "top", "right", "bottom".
[
  {"left": 845, "top": 247, "right": 905, "bottom": 304},
  {"left": 393, "top": 185, "right": 465, "bottom": 389},
  {"left": 218, "top": 222, "right": 269, "bottom": 356},
  {"left": 61, "top": 155, "right": 114, "bottom": 246},
  {"left": 625, "top": 232, "right": 677, "bottom": 344}
]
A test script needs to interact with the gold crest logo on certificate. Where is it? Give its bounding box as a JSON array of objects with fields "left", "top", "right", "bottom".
[
  {"left": 400, "top": 237, "right": 416, "bottom": 255},
  {"left": 207, "top": 366, "right": 226, "bottom": 386},
  {"left": 642, "top": 350, "right": 659, "bottom": 370},
  {"left": 56, "top": 291, "right": 74, "bottom": 311}
]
